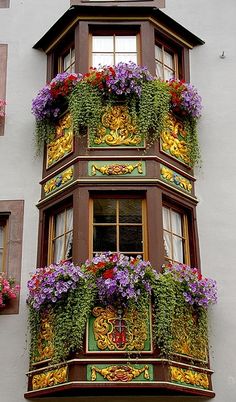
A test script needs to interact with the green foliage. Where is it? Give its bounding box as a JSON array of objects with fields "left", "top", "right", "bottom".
[
  {"left": 153, "top": 274, "right": 208, "bottom": 359},
  {"left": 138, "top": 80, "right": 171, "bottom": 147},
  {"left": 184, "top": 117, "right": 201, "bottom": 166},
  {"left": 35, "top": 119, "right": 55, "bottom": 154},
  {"left": 68, "top": 82, "right": 103, "bottom": 141},
  {"left": 28, "top": 306, "right": 41, "bottom": 366}
]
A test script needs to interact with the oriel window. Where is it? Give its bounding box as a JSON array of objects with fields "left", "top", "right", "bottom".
[
  {"left": 155, "top": 43, "right": 178, "bottom": 80},
  {"left": 48, "top": 207, "right": 73, "bottom": 264}
]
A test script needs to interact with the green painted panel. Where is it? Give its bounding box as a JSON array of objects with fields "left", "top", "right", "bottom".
[{"left": 88, "top": 161, "right": 146, "bottom": 177}]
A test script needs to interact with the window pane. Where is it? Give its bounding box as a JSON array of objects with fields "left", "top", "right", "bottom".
[
  {"left": 66, "top": 208, "right": 73, "bottom": 232},
  {"left": 163, "top": 232, "right": 171, "bottom": 259},
  {"left": 92, "top": 53, "right": 114, "bottom": 68},
  {"left": 155, "top": 61, "right": 164, "bottom": 79},
  {"left": 120, "top": 226, "right": 142, "bottom": 252},
  {"left": 63, "top": 52, "right": 71, "bottom": 71},
  {"left": 155, "top": 45, "right": 162, "bottom": 61},
  {"left": 164, "top": 67, "right": 174, "bottom": 81},
  {"left": 115, "top": 53, "right": 137, "bottom": 64},
  {"left": 65, "top": 233, "right": 73, "bottom": 260},
  {"left": 54, "top": 237, "right": 64, "bottom": 263},
  {"left": 0, "top": 250, "right": 3, "bottom": 271},
  {"left": 93, "top": 226, "right": 116, "bottom": 252},
  {"left": 119, "top": 199, "right": 142, "bottom": 223},
  {"left": 171, "top": 211, "right": 182, "bottom": 236},
  {"left": 164, "top": 50, "right": 174, "bottom": 69},
  {"left": 93, "top": 36, "right": 114, "bottom": 52},
  {"left": 173, "top": 236, "right": 184, "bottom": 263},
  {"left": 115, "top": 36, "right": 137, "bottom": 52},
  {"left": 55, "top": 212, "right": 65, "bottom": 237},
  {"left": 0, "top": 225, "right": 3, "bottom": 247},
  {"left": 162, "top": 207, "right": 170, "bottom": 231},
  {"left": 94, "top": 199, "right": 116, "bottom": 223}
]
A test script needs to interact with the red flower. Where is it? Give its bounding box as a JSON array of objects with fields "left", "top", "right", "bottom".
[{"left": 103, "top": 268, "right": 114, "bottom": 279}]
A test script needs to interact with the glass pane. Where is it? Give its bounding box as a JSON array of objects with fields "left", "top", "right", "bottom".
[
  {"left": 155, "top": 45, "right": 162, "bottom": 61},
  {"left": 93, "top": 36, "right": 113, "bottom": 52},
  {"left": 0, "top": 249, "right": 3, "bottom": 271},
  {"left": 54, "top": 237, "right": 64, "bottom": 263},
  {"left": 92, "top": 53, "right": 114, "bottom": 68},
  {"left": 94, "top": 199, "right": 116, "bottom": 223},
  {"left": 171, "top": 211, "right": 182, "bottom": 236},
  {"left": 93, "top": 226, "right": 116, "bottom": 252},
  {"left": 173, "top": 236, "right": 184, "bottom": 263},
  {"left": 0, "top": 226, "right": 3, "bottom": 247},
  {"left": 65, "top": 233, "right": 73, "bottom": 260},
  {"left": 162, "top": 207, "right": 170, "bottom": 231},
  {"left": 55, "top": 212, "right": 65, "bottom": 237},
  {"left": 115, "top": 53, "right": 137, "bottom": 64},
  {"left": 164, "top": 50, "right": 174, "bottom": 69},
  {"left": 163, "top": 232, "right": 172, "bottom": 259},
  {"left": 66, "top": 208, "right": 73, "bottom": 231},
  {"left": 164, "top": 67, "right": 174, "bottom": 81},
  {"left": 63, "top": 52, "right": 71, "bottom": 71},
  {"left": 115, "top": 36, "right": 137, "bottom": 52},
  {"left": 119, "top": 226, "right": 142, "bottom": 252},
  {"left": 119, "top": 199, "right": 142, "bottom": 223},
  {"left": 71, "top": 48, "right": 75, "bottom": 63},
  {"left": 155, "top": 61, "right": 164, "bottom": 79}
]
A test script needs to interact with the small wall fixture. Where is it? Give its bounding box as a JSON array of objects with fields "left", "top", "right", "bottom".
[{"left": 220, "top": 51, "right": 226, "bottom": 59}]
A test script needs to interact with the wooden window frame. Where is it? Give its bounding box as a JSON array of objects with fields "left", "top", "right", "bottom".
[
  {"left": 0, "top": 0, "right": 10, "bottom": 8},
  {"left": 89, "top": 193, "right": 148, "bottom": 259},
  {"left": 0, "top": 215, "right": 8, "bottom": 272},
  {"left": 58, "top": 46, "right": 75, "bottom": 74},
  {"left": 0, "top": 200, "right": 24, "bottom": 315}
]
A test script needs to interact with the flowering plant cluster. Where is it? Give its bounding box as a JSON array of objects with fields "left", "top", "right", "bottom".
[
  {"left": 162, "top": 263, "right": 217, "bottom": 307},
  {"left": 0, "top": 273, "right": 20, "bottom": 307},
  {"left": 84, "top": 62, "right": 153, "bottom": 98},
  {"left": 84, "top": 252, "right": 158, "bottom": 308},
  {"left": 0, "top": 99, "right": 6, "bottom": 118},
  {"left": 168, "top": 79, "right": 202, "bottom": 119},
  {"left": 31, "top": 72, "right": 81, "bottom": 121},
  {"left": 27, "top": 261, "right": 87, "bottom": 310}
]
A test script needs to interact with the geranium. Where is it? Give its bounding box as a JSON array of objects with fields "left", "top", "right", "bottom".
[
  {"left": 162, "top": 263, "right": 217, "bottom": 307},
  {"left": 0, "top": 273, "right": 20, "bottom": 307},
  {"left": 31, "top": 72, "right": 81, "bottom": 121},
  {"left": 168, "top": 79, "right": 202, "bottom": 118},
  {"left": 0, "top": 99, "right": 6, "bottom": 118},
  {"left": 27, "top": 261, "right": 88, "bottom": 310},
  {"left": 84, "top": 252, "right": 158, "bottom": 308}
]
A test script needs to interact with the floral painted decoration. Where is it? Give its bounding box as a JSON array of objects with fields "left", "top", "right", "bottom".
[
  {"left": 0, "top": 99, "right": 6, "bottom": 118},
  {"left": 84, "top": 252, "right": 158, "bottom": 309},
  {"left": 27, "top": 261, "right": 88, "bottom": 310},
  {"left": 162, "top": 263, "right": 217, "bottom": 307},
  {"left": 168, "top": 79, "right": 202, "bottom": 119},
  {"left": 83, "top": 62, "right": 154, "bottom": 98},
  {"left": 0, "top": 273, "right": 20, "bottom": 307},
  {"left": 31, "top": 72, "right": 81, "bottom": 121}
]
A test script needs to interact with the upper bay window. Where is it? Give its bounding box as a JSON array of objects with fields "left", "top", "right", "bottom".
[
  {"left": 155, "top": 42, "right": 179, "bottom": 80},
  {"left": 48, "top": 206, "right": 73, "bottom": 264},
  {"left": 61, "top": 47, "right": 75, "bottom": 73},
  {"left": 91, "top": 33, "right": 138, "bottom": 68}
]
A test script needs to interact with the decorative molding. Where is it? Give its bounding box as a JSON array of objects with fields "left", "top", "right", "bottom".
[
  {"left": 89, "top": 161, "right": 145, "bottom": 177},
  {"left": 32, "top": 366, "right": 68, "bottom": 390},
  {"left": 170, "top": 366, "right": 209, "bottom": 390},
  {"left": 160, "top": 113, "right": 190, "bottom": 165},
  {"left": 90, "top": 364, "right": 150, "bottom": 382},
  {"left": 90, "top": 105, "right": 144, "bottom": 147},
  {"left": 46, "top": 113, "right": 73, "bottom": 168},
  {"left": 34, "top": 309, "right": 54, "bottom": 363},
  {"left": 160, "top": 164, "right": 192, "bottom": 193},
  {"left": 43, "top": 166, "right": 74, "bottom": 196}
]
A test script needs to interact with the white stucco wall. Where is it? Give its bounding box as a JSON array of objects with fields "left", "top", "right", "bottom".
[{"left": 0, "top": 0, "right": 235, "bottom": 401}]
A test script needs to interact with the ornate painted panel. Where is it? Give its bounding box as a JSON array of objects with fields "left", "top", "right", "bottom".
[
  {"left": 160, "top": 164, "right": 192, "bottom": 193},
  {"left": 43, "top": 166, "right": 74, "bottom": 197},
  {"left": 160, "top": 113, "right": 190, "bottom": 165},
  {"left": 32, "top": 366, "right": 68, "bottom": 390},
  {"left": 170, "top": 366, "right": 209, "bottom": 390},
  {"left": 46, "top": 113, "right": 73, "bottom": 168},
  {"left": 88, "top": 364, "right": 153, "bottom": 382},
  {"left": 87, "top": 306, "right": 152, "bottom": 353},
  {"left": 89, "top": 161, "right": 145, "bottom": 177},
  {"left": 89, "top": 105, "right": 144, "bottom": 148}
]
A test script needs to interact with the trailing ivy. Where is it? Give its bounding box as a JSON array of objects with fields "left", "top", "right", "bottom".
[
  {"left": 28, "top": 306, "right": 41, "bottom": 367},
  {"left": 35, "top": 119, "right": 55, "bottom": 154},
  {"left": 184, "top": 117, "right": 201, "bottom": 166}
]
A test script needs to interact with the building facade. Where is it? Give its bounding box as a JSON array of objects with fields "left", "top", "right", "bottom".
[{"left": 0, "top": 0, "right": 235, "bottom": 401}]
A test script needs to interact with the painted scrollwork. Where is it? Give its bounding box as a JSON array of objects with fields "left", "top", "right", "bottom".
[
  {"left": 91, "top": 364, "right": 150, "bottom": 382},
  {"left": 161, "top": 114, "right": 190, "bottom": 164},
  {"left": 47, "top": 113, "right": 73, "bottom": 168},
  {"left": 160, "top": 165, "right": 192, "bottom": 193},
  {"left": 32, "top": 366, "right": 68, "bottom": 390},
  {"left": 93, "top": 105, "right": 142, "bottom": 147},
  {"left": 43, "top": 166, "right": 74, "bottom": 196},
  {"left": 170, "top": 366, "right": 209, "bottom": 389},
  {"left": 91, "top": 161, "right": 143, "bottom": 176},
  {"left": 92, "top": 306, "right": 148, "bottom": 351},
  {"left": 35, "top": 310, "right": 54, "bottom": 362}
]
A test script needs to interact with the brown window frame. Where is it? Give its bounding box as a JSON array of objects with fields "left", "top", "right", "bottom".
[
  {"left": 0, "top": 215, "right": 8, "bottom": 272},
  {"left": 0, "top": 0, "right": 10, "bottom": 8},
  {"left": 0, "top": 200, "right": 24, "bottom": 315}
]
